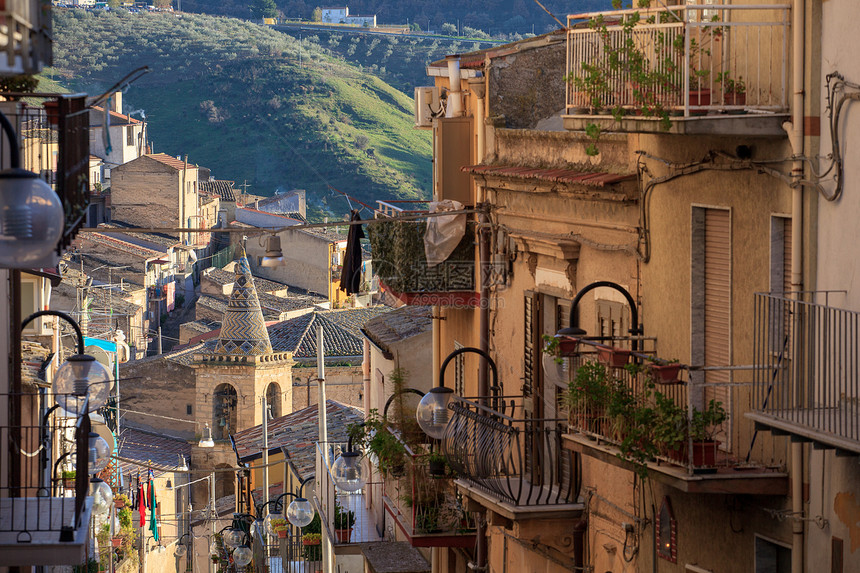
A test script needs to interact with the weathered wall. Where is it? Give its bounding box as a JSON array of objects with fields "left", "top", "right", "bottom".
[
  {"left": 245, "top": 229, "right": 341, "bottom": 297},
  {"left": 488, "top": 38, "right": 567, "bottom": 130},
  {"left": 292, "top": 365, "right": 363, "bottom": 410},
  {"left": 120, "top": 356, "right": 197, "bottom": 439}
]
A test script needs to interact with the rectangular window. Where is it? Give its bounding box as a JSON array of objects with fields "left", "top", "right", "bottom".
[
  {"left": 126, "top": 126, "right": 134, "bottom": 146},
  {"left": 755, "top": 535, "right": 791, "bottom": 573},
  {"left": 186, "top": 404, "right": 192, "bottom": 415}
]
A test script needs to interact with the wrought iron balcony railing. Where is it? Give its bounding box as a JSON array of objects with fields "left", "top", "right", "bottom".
[
  {"left": 0, "top": 94, "right": 90, "bottom": 255},
  {"left": 442, "top": 396, "right": 580, "bottom": 507},
  {"left": 751, "top": 292, "right": 860, "bottom": 453},
  {"left": 0, "top": 392, "right": 92, "bottom": 566},
  {"left": 565, "top": 4, "right": 789, "bottom": 118}
]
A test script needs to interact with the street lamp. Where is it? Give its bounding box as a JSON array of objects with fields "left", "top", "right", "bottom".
[
  {"left": 174, "top": 532, "right": 191, "bottom": 557},
  {"left": 88, "top": 432, "right": 111, "bottom": 474},
  {"left": 556, "top": 280, "right": 642, "bottom": 350},
  {"left": 417, "top": 347, "right": 498, "bottom": 440},
  {"left": 0, "top": 110, "right": 64, "bottom": 269},
  {"left": 262, "top": 476, "right": 315, "bottom": 533}
]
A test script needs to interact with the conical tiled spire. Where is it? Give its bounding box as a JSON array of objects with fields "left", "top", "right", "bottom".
[{"left": 213, "top": 248, "right": 273, "bottom": 355}]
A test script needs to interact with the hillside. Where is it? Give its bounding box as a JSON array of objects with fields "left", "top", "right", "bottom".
[
  {"left": 180, "top": 0, "right": 615, "bottom": 36},
  {"left": 275, "top": 30, "right": 498, "bottom": 96},
  {"left": 51, "top": 9, "right": 432, "bottom": 217}
]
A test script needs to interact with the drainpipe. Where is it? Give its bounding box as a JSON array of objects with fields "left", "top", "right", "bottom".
[{"left": 781, "top": 2, "right": 805, "bottom": 572}]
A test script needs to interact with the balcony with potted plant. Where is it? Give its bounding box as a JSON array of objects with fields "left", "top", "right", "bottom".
[
  {"left": 563, "top": 2, "right": 790, "bottom": 136},
  {"left": 560, "top": 339, "right": 790, "bottom": 494}
]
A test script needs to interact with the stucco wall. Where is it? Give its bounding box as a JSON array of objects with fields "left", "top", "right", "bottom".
[
  {"left": 244, "top": 229, "right": 338, "bottom": 296},
  {"left": 292, "top": 365, "right": 363, "bottom": 410},
  {"left": 112, "top": 162, "right": 181, "bottom": 228},
  {"left": 120, "top": 357, "right": 197, "bottom": 439}
]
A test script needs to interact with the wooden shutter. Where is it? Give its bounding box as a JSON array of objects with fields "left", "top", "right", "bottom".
[
  {"left": 523, "top": 293, "right": 537, "bottom": 398},
  {"left": 704, "top": 209, "right": 731, "bottom": 412},
  {"left": 782, "top": 218, "right": 792, "bottom": 294}
]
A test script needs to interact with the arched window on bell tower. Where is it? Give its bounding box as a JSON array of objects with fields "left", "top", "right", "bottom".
[
  {"left": 266, "top": 382, "right": 282, "bottom": 419},
  {"left": 213, "top": 383, "right": 238, "bottom": 440}
]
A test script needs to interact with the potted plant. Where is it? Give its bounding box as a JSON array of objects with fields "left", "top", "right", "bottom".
[
  {"left": 270, "top": 518, "right": 288, "bottom": 539},
  {"left": 689, "top": 399, "right": 727, "bottom": 467},
  {"left": 648, "top": 360, "right": 683, "bottom": 384},
  {"left": 652, "top": 392, "right": 688, "bottom": 461},
  {"left": 62, "top": 470, "right": 76, "bottom": 489},
  {"left": 333, "top": 500, "right": 356, "bottom": 543},
  {"left": 595, "top": 344, "right": 631, "bottom": 368},
  {"left": 567, "top": 361, "right": 613, "bottom": 433},
  {"left": 348, "top": 411, "right": 408, "bottom": 477},
  {"left": 427, "top": 451, "right": 447, "bottom": 476},
  {"left": 114, "top": 493, "right": 130, "bottom": 509},
  {"left": 717, "top": 71, "right": 746, "bottom": 107},
  {"left": 301, "top": 533, "right": 322, "bottom": 561}
]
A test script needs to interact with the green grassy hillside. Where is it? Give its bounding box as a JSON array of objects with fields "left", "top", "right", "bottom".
[{"left": 51, "top": 9, "right": 431, "bottom": 216}]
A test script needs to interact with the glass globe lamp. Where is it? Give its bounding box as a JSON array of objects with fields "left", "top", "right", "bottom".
[
  {"left": 0, "top": 169, "right": 65, "bottom": 269},
  {"left": 54, "top": 355, "right": 111, "bottom": 415},
  {"left": 88, "top": 432, "right": 111, "bottom": 475},
  {"left": 89, "top": 478, "right": 114, "bottom": 519},
  {"left": 416, "top": 386, "right": 454, "bottom": 440},
  {"left": 265, "top": 511, "right": 284, "bottom": 536},
  {"left": 233, "top": 544, "right": 252, "bottom": 567},
  {"left": 331, "top": 451, "right": 365, "bottom": 492},
  {"left": 286, "top": 497, "right": 314, "bottom": 528},
  {"left": 175, "top": 543, "right": 187, "bottom": 558},
  {"left": 223, "top": 528, "right": 241, "bottom": 549}
]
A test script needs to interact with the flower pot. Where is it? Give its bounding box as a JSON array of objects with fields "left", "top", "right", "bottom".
[
  {"left": 111, "top": 537, "right": 122, "bottom": 548},
  {"left": 428, "top": 459, "right": 446, "bottom": 476},
  {"left": 558, "top": 338, "right": 580, "bottom": 357},
  {"left": 114, "top": 499, "right": 125, "bottom": 509},
  {"left": 63, "top": 478, "right": 75, "bottom": 489},
  {"left": 649, "top": 363, "right": 682, "bottom": 384},
  {"left": 596, "top": 345, "right": 631, "bottom": 368},
  {"left": 724, "top": 92, "right": 745, "bottom": 106},
  {"left": 276, "top": 529, "right": 287, "bottom": 539},
  {"left": 688, "top": 89, "right": 711, "bottom": 115},
  {"left": 335, "top": 528, "right": 353, "bottom": 543},
  {"left": 691, "top": 440, "right": 718, "bottom": 467}
]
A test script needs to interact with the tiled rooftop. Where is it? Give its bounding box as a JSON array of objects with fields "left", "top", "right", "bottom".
[
  {"left": 268, "top": 307, "right": 389, "bottom": 360},
  {"left": 145, "top": 153, "right": 199, "bottom": 171},
  {"left": 115, "top": 426, "right": 191, "bottom": 478},
  {"left": 302, "top": 226, "right": 348, "bottom": 242},
  {"left": 361, "top": 306, "right": 432, "bottom": 358},
  {"left": 204, "top": 267, "right": 290, "bottom": 295},
  {"left": 90, "top": 106, "right": 142, "bottom": 126},
  {"left": 233, "top": 400, "right": 363, "bottom": 480},
  {"left": 199, "top": 180, "right": 236, "bottom": 202}
]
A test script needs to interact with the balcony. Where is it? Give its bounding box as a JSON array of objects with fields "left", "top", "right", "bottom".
[
  {"left": 0, "top": 94, "right": 90, "bottom": 257},
  {"left": 0, "top": 393, "right": 93, "bottom": 566},
  {"left": 559, "top": 341, "right": 789, "bottom": 495},
  {"left": 367, "top": 218, "right": 478, "bottom": 307},
  {"left": 748, "top": 293, "right": 860, "bottom": 456},
  {"left": 0, "top": 0, "right": 52, "bottom": 74},
  {"left": 563, "top": 4, "right": 790, "bottom": 136},
  {"left": 381, "top": 442, "right": 477, "bottom": 548},
  {"left": 443, "top": 396, "right": 583, "bottom": 521}
]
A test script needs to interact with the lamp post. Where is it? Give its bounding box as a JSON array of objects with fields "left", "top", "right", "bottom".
[
  {"left": 417, "top": 347, "right": 498, "bottom": 440},
  {"left": 556, "top": 281, "right": 643, "bottom": 352}
]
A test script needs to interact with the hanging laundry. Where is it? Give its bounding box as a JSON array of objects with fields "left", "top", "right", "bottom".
[
  {"left": 137, "top": 473, "right": 145, "bottom": 528},
  {"left": 148, "top": 469, "right": 159, "bottom": 541},
  {"left": 339, "top": 209, "right": 365, "bottom": 295}
]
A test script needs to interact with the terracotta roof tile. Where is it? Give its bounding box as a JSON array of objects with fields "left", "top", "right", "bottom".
[
  {"left": 116, "top": 427, "right": 191, "bottom": 478},
  {"left": 361, "top": 306, "right": 432, "bottom": 357},
  {"left": 145, "top": 153, "right": 198, "bottom": 170},
  {"left": 462, "top": 164, "right": 635, "bottom": 187}
]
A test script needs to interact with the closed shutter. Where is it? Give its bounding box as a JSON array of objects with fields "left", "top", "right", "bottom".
[
  {"left": 782, "top": 218, "right": 792, "bottom": 294},
  {"left": 704, "top": 209, "right": 731, "bottom": 419},
  {"left": 523, "top": 293, "right": 537, "bottom": 398}
]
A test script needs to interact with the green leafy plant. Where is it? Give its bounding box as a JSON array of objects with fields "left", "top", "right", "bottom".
[
  {"left": 62, "top": 470, "right": 76, "bottom": 480},
  {"left": 348, "top": 409, "right": 408, "bottom": 477},
  {"left": 334, "top": 499, "right": 356, "bottom": 529},
  {"left": 716, "top": 71, "right": 746, "bottom": 95},
  {"left": 652, "top": 391, "right": 687, "bottom": 454},
  {"left": 690, "top": 399, "right": 727, "bottom": 442},
  {"left": 541, "top": 334, "right": 564, "bottom": 364},
  {"left": 302, "top": 532, "right": 323, "bottom": 561}
]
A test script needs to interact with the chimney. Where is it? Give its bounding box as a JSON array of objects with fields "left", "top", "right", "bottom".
[
  {"left": 112, "top": 91, "right": 122, "bottom": 114},
  {"left": 445, "top": 54, "right": 463, "bottom": 118}
]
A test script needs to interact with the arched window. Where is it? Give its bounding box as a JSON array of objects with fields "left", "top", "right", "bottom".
[
  {"left": 266, "top": 383, "right": 282, "bottom": 419},
  {"left": 213, "top": 383, "right": 238, "bottom": 440}
]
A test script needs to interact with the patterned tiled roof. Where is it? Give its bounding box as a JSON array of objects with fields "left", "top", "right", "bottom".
[
  {"left": 361, "top": 306, "right": 432, "bottom": 358},
  {"left": 199, "top": 180, "right": 236, "bottom": 202},
  {"left": 115, "top": 426, "right": 191, "bottom": 478},
  {"left": 213, "top": 253, "right": 273, "bottom": 356},
  {"left": 267, "top": 307, "right": 389, "bottom": 360},
  {"left": 205, "top": 267, "right": 289, "bottom": 295},
  {"left": 233, "top": 400, "right": 363, "bottom": 480}
]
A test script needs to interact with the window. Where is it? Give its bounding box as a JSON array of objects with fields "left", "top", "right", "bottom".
[
  {"left": 755, "top": 535, "right": 791, "bottom": 573},
  {"left": 126, "top": 125, "right": 134, "bottom": 146},
  {"left": 186, "top": 404, "right": 192, "bottom": 415}
]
